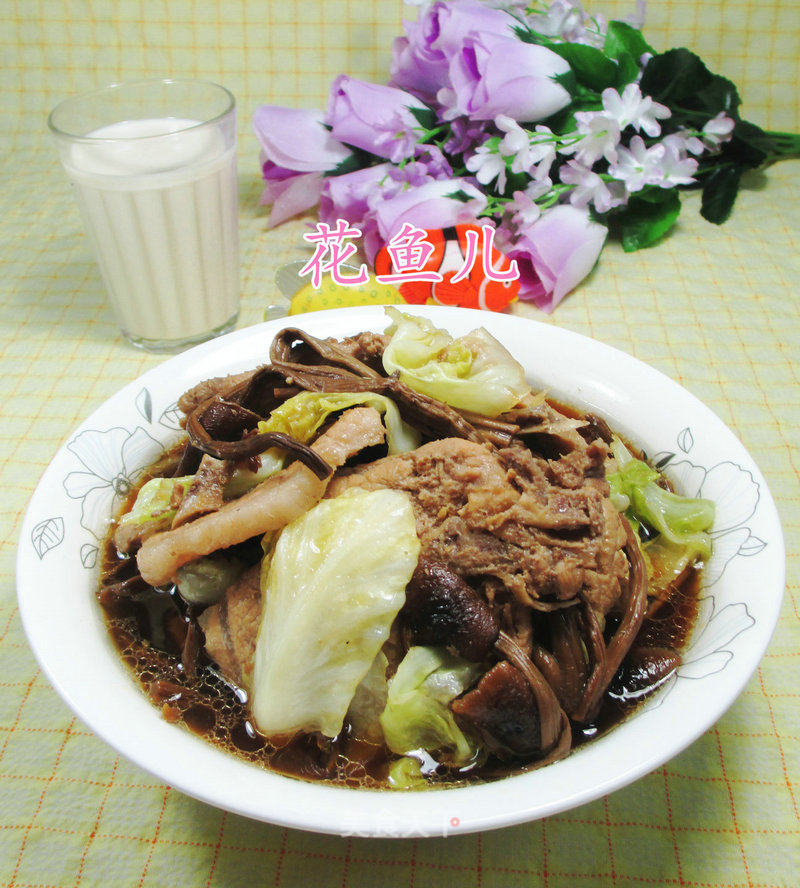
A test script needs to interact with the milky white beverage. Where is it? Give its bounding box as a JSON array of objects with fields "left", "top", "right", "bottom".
[{"left": 60, "top": 116, "right": 239, "bottom": 347}]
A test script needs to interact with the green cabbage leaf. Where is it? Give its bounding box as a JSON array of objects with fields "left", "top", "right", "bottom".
[
  {"left": 251, "top": 488, "right": 420, "bottom": 738},
  {"left": 258, "top": 390, "right": 420, "bottom": 454},
  {"left": 387, "top": 756, "right": 428, "bottom": 790},
  {"left": 608, "top": 439, "right": 715, "bottom": 562},
  {"left": 117, "top": 475, "right": 193, "bottom": 532},
  {"left": 381, "top": 308, "right": 530, "bottom": 416},
  {"left": 379, "top": 646, "right": 480, "bottom": 766}
]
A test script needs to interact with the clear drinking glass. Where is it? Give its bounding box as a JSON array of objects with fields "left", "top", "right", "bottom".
[{"left": 48, "top": 79, "right": 240, "bottom": 352}]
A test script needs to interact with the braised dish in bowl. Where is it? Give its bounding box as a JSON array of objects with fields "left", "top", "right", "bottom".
[{"left": 17, "top": 306, "right": 784, "bottom": 835}]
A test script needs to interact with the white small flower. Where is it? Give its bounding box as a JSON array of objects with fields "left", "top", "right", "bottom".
[
  {"left": 529, "top": 0, "right": 606, "bottom": 47},
  {"left": 560, "top": 160, "right": 627, "bottom": 213},
  {"left": 496, "top": 115, "right": 530, "bottom": 158},
  {"left": 560, "top": 112, "right": 621, "bottom": 165},
  {"left": 602, "top": 83, "right": 671, "bottom": 137},
  {"left": 609, "top": 136, "right": 666, "bottom": 192},
  {"left": 466, "top": 142, "right": 508, "bottom": 194},
  {"left": 529, "top": 0, "right": 585, "bottom": 39},
  {"left": 662, "top": 131, "right": 705, "bottom": 157},
  {"left": 496, "top": 117, "right": 557, "bottom": 180},
  {"left": 702, "top": 112, "right": 735, "bottom": 149},
  {"left": 507, "top": 190, "right": 542, "bottom": 229},
  {"left": 660, "top": 139, "right": 699, "bottom": 186},
  {"left": 505, "top": 179, "right": 553, "bottom": 230}
]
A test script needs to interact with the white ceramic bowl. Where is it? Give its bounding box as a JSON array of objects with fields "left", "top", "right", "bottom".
[{"left": 17, "top": 306, "right": 785, "bottom": 837}]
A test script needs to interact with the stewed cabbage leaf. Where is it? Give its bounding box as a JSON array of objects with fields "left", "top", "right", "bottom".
[
  {"left": 251, "top": 488, "right": 420, "bottom": 738},
  {"left": 379, "top": 646, "right": 480, "bottom": 766},
  {"left": 258, "top": 390, "right": 420, "bottom": 454},
  {"left": 608, "top": 439, "right": 715, "bottom": 561},
  {"left": 381, "top": 308, "right": 530, "bottom": 416},
  {"left": 346, "top": 651, "right": 389, "bottom": 744},
  {"left": 117, "top": 475, "right": 193, "bottom": 531}
]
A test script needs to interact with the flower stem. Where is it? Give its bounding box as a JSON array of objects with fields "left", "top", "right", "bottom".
[{"left": 762, "top": 130, "right": 800, "bottom": 161}]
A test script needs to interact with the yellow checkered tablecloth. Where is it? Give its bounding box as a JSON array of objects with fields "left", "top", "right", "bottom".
[{"left": 1, "top": 1, "right": 798, "bottom": 885}]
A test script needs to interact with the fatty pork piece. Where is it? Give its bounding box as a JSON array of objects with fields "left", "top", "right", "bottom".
[
  {"left": 137, "top": 406, "right": 386, "bottom": 587},
  {"left": 199, "top": 564, "right": 262, "bottom": 688},
  {"left": 327, "top": 437, "right": 628, "bottom": 616}
]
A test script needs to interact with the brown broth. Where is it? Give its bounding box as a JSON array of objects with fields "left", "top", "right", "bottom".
[{"left": 98, "top": 427, "right": 700, "bottom": 789}]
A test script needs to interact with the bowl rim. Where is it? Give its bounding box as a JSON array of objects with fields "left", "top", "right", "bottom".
[{"left": 16, "top": 305, "right": 785, "bottom": 837}]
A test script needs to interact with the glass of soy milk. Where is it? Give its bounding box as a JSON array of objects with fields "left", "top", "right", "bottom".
[{"left": 49, "top": 79, "right": 240, "bottom": 351}]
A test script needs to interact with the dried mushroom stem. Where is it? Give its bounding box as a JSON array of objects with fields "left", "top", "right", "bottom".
[
  {"left": 270, "top": 328, "right": 381, "bottom": 379},
  {"left": 494, "top": 630, "right": 568, "bottom": 754},
  {"left": 574, "top": 516, "right": 649, "bottom": 723},
  {"left": 186, "top": 395, "right": 332, "bottom": 478}
]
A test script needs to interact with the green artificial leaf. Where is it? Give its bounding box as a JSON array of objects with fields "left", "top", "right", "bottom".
[
  {"left": 325, "top": 147, "right": 378, "bottom": 177},
  {"left": 639, "top": 48, "right": 710, "bottom": 107},
  {"left": 639, "top": 48, "right": 741, "bottom": 124},
  {"left": 694, "top": 75, "right": 741, "bottom": 120},
  {"left": 408, "top": 105, "right": 438, "bottom": 132},
  {"left": 614, "top": 52, "right": 641, "bottom": 88},
  {"left": 546, "top": 43, "right": 618, "bottom": 92},
  {"left": 732, "top": 119, "right": 772, "bottom": 154},
  {"left": 700, "top": 164, "right": 744, "bottom": 224},
  {"left": 513, "top": 24, "right": 533, "bottom": 42},
  {"left": 618, "top": 190, "right": 681, "bottom": 251},
  {"left": 552, "top": 68, "right": 579, "bottom": 97},
  {"left": 604, "top": 21, "right": 654, "bottom": 62},
  {"left": 634, "top": 185, "right": 678, "bottom": 204},
  {"left": 446, "top": 189, "right": 474, "bottom": 203}
]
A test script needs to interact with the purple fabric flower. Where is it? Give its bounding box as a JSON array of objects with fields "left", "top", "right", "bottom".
[
  {"left": 372, "top": 178, "right": 486, "bottom": 237},
  {"left": 259, "top": 172, "right": 326, "bottom": 228},
  {"left": 504, "top": 205, "right": 607, "bottom": 311},
  {"left": 443, "top": 117, "right": 488, "bottom": 155},
  {"left": 446, "top": 33, "right": 572, "bottom": 122},
  {"left": 414, "top": 144, "right": 454, "bottom": 180},
  {"left": 319, "top": 164, "right": 392, "bottom": 229},
  {"left": 254, "top": 106, "right": 352, "bottom": 172},
  {"left": 254, "top": 106, "right": 353, "bottom": 226},
  {"left": 318, "top": 152, "right": 457, "bottom": 263},
  {"left": 371, "top": 179, "right": 487, "bottom": 263},
  {"left": 390, "top": 0, "right": 517, "bottom": 101},
  {"left": 326, "top": 76, "right": 429, "bottom": 163}
]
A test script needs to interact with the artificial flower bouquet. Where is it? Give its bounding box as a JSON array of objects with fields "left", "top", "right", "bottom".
[{"left": 256, "top": 0, "right": 799, "bottom": 311}]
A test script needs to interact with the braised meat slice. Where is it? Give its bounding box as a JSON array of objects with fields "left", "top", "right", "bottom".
[
  {"left": 172, "top": 455, "right": 233, "bottom": 528},
  {"left": 327, "top": 437, "right": 628, "bottom": 615},
  {"left": 198, "top": 565, "right": 262, "bottom": 687},
  {"left": 328, "top": 332, "right": 390, "bottom": 374}
]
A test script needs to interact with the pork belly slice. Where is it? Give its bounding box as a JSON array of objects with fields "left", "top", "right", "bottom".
[
  {"left": 171, "top": 455, "right": 233, "bottom": 528},
  {"left": 198, "top": 564, "right": 262, "bottom": 688},
  {"left": 137, "top": 407, "right": 386, "bottom": 586},
  {"left": 327, "top": 437, "right": 627, "bottom": 615}
]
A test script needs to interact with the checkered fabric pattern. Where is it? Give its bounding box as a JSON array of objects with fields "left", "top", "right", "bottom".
[{"left": 1, "top": 1, "right": 798, "bottom": 885}]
